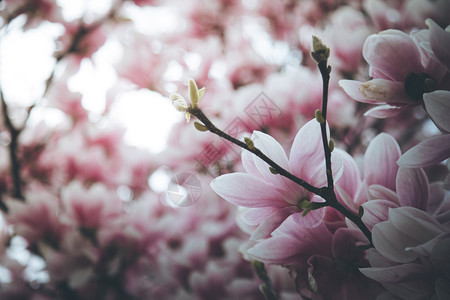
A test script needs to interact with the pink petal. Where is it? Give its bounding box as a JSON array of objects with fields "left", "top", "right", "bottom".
[
  {"left": 335, "top": 185, "right": 358, "bottom": 213},
  {"left": 291, "top": 201, "right": 326, "bottom": 228},
  {"left": 363, "top": 30, "right": 424, "bottom": 81},
  {"left": 210, "top": 173, "right": 286, "bottom": 208},
  {"left": 339, "top": 80, "right": 379, "bottom": 104},
  {"left": 252, "top": 131, "right": 289, "bottom": 170},
  {"left": 359, "top": 79, "right": 411, "bottom": 104},
  {"left": 250, "top": 131, "right": 299, "bottom": 200},
  {"left": 397, "top": 134, "right": 450, "bottom": 167},
  {"left": 367, "top": 184, "right": 399, "bottom": 203},
  {"left": 250, "top": 206, "right": 298, "bottom": 240},
  {"left": 334, "top": 149, "right": 361, "bottom": 197},
  {"left": 423, "top": 90, "right": 450, "bottom": 133},
  {"left": 364, "top": 104, "right": 415, "bottom": 118},
  {"left": 396, "top": 167, "right": 429, "bottom": 210},
  {"left": 426, "top": 19, "right": 450, "bottom": 68},
  {"left": 241, "top": 149, "right": 259, "bottom": 175},
  {"left": 246, "top": 236, "right": 304, "bottom": 265},
  {"left": 364, "top": 133, "right": 401, "bottom": 190},
  {"left": 362, "top": 200, "right": 398, "bottom": 230},
  {"left": 289, "top": 119, "right": 328, "bottom": 183},
  {"left": 241, "top": 207, "right": 278, "bottom": 226}
]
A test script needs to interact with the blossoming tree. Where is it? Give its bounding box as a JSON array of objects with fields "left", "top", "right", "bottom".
[{"left": 0, "top": 0, "right": 449, "bottom": 299}]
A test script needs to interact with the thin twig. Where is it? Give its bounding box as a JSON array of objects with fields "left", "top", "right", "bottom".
[
  {"left": 0, "top": 87, "right": 24, "bottom": 200},
  {"left": 188, "top": 107, "right": 323, "bottom": 196}
]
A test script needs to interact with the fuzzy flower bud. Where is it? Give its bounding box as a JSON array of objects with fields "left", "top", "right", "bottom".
[
  {"left": 170, "top": 93, "right": 190, "bottom": 122},
  {"left": 311, "top": 36, "right": 330, "bottom": 63},
  {"left": 189, "top": 79, "right": 199, "bottom": 107},
  {"left": 170, "top": 93, "right": 188, "bottom": 112}
]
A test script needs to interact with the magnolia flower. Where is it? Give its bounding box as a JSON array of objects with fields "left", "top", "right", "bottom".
[
  {"left": 360, "top": 207, "right": 450, "bottom": 299},
  {"left": 211, "top": 119, "right": 342, "bottom": 240},
  {"left": 247, "top": 219, "right": 383, "bottom": 299},
  {"left": 339, "top": 19, "right": 449, "bottom": 118}
]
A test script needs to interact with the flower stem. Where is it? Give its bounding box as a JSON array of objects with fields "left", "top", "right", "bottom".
[
  {"left": 188, "top": 107, "right": 322, "bottom": 196},
  {"left": 317, "top": 61, "right": 334, "bottom": 189},
  {"left": 314, "top": 44, "right": 372, "bottom": 245}
]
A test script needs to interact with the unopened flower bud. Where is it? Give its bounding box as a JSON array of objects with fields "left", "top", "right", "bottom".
[
  {"left": 315, "top": 109, "right": 325, "bottom": 124},
  {"left": 198, "top": 87, "right": 205, "bottom": 100},
  {"left": 170, "top": 93, "right": 188, "bottom": 112},
  {"left": 311, "top": 36, "right": 330, "bottom": 63},
  {"left": 328, "top": 139, "right": 335, "bottom": 152},
  {"left": 244, "top": 137, "right": 254, "bottom": 149},
  {"left": 189, "top": 79, "right": 199, "bottom": 107}
]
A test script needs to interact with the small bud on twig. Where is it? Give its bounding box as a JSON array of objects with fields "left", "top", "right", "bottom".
[
  {"left": 328, "top": 139, "right": 334, "bottom": 152},
  {"left": 244, "top": 137, "right": 255, "bottom": 149},
  {"left": 311, "top": 36, "right": 330, "bottom": 64},
  {"left": 194, "top": 121, "right": 208, "bottom": 132},
  {"left": 198, "top": 87, "right": 205, "bottom": 100},
  {"left": 269, "top": 167, "right": 278, "bottom": 174},
  {"left": 315, "top": 109, "right": 325, "bottom": 124},
  {"left": 170, "top": 93, "right": 188, "bottom": 112},
  {"left": 189, "top": 79, "right": 199, "bottom": 107}
]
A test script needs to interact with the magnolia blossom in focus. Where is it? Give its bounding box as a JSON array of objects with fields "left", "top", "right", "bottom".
[
  {"left": 339, "top": 19, "right": 450, "bottom": 119},
  {"left": 211, "top": 119, "right": 343, "bottom": 240}
]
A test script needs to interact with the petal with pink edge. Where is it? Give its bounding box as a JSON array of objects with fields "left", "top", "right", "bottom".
[
  {"left": 334, "top": 148, "right": 361, "bottom": 199},
  {"left": 289, "top": 119, "right": 328, "bottom": 182},
  {"left": 291, "top": 202, "right": 325, "bottom": 228},
  {"left": 241, "top": 207, "right": 278, "bottom": 226},
  {"left": 246, "top": 236, "right": 304, "bottom": 265},
  {"left": 250, "top": 131, "right": 299, "bottom": 200},
  {"left": 367, "top": 184, "right": 399, "bottom": 203},
  {"left": 241, "top": 149, "right": 260, "bottom": 175},
  {"left": 397, "top": 134, "right": 450, "bottom": 167},
  {"left": 423, "top": 90, "right": 450, "bottom": 133},
  {"left": 339, "top": 80, "right": 379, "bottom": 104},
  {"left": 210, "top": 173, "right": 286, "bottom": 208},
  {"left": 396, "top": 167, "right": 429, "bottom": 210},
  {"left": 359, "top": 79, "right": 411, "bottom": 104},
  {"left": 364, "top": 133, "right": 401, "bottom": 190},
  {"left": 364, "top": 104, "right": 415, "bottom": 118},
  {"left": 363, "top": 30, "right": 424, "bottom": 81},
  {"left": 250, "top": 206, "right": 298, "bottom": 240},
  {"left": 426, "top": 19, "right": 450, "bottom": 68},
  {"left": 362, "top": 199, "right": 398, "bottom": 230}
]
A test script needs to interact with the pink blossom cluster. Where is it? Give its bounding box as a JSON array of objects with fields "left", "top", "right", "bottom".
[{"left": 0, "top": 0, "right": 449, "bottom": 299}]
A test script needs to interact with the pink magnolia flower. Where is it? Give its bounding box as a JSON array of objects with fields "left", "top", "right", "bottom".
[
  {"left": 247, "top": 219, "right": 383, "bottom": 299},
  {"left": 211, "top": 119, "right": 342, "bottom": 240},
  {"left": 397, "top": 134, "right": 450, "bottom": 168},
  {"left": 339, "top": 21, "right": 449, "bottom": 118},
  {"left": 360, "top": 206, "right": 450, "bottom": 299},
  {"left": 335, "top": 133, "right": 402, "bottom": 225}
]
